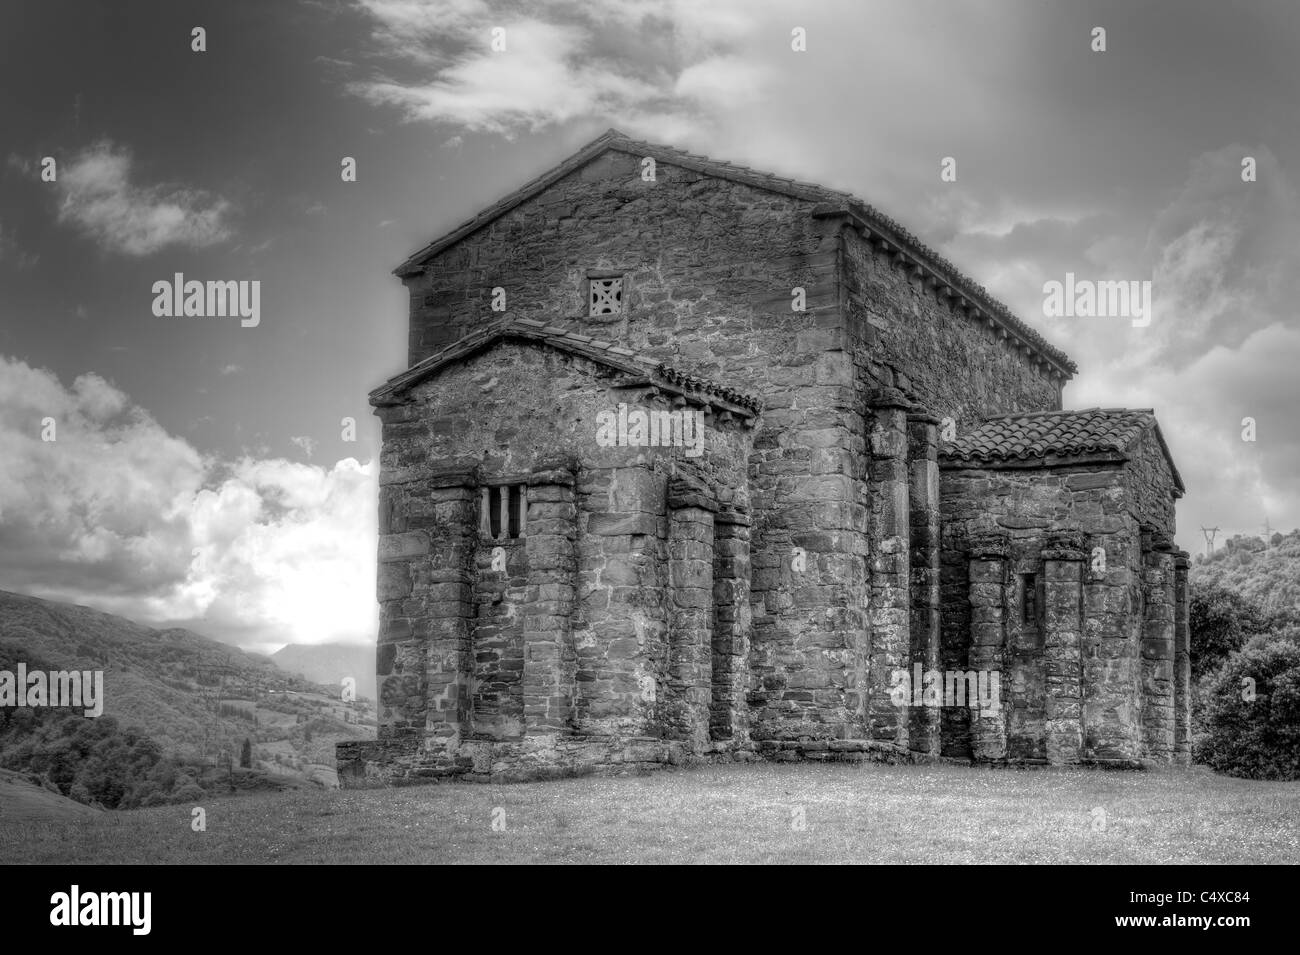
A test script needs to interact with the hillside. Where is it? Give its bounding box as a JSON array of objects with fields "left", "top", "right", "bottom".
[
  {"left": 0, "top": 767, "right": 102, "bottom": 822},
  {"left": 272, "top": 643, "right": 376, "bottom": 701},
  {"left": 0, "top": 590, "right": 376, "bottom": 806},
  {"left": 1191, "top": 529, "right": 1300, "bottom": 617}
]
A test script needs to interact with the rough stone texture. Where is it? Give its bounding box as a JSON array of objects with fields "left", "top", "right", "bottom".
[
  {"left": 907, "top": 414, "right": 941, "bottom": 756},
  {"left": 338, "top": 134, "right": 1187, "bottom": 785},
  {"left": 938, "top": 457, "right": 1184, "bottom": 766}
]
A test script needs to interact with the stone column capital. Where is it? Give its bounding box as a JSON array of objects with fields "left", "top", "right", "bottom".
[
  {"left": 667, "top": 472, "right": 718, "bottom": 512},
  {"left": 1042, "top": 529, "right": 1087, "bottom": 561},
  {"left": 968, "top": 532, "right": 1010, "bottom": 561},
  {"left": 526, "top": 460, "right": 576, "bottom": 487},
  {"left": 714, "top": 506, "right": 751, "bottom": 526},
  {"left": 428, "top": 464, "right": 479, "bottom": 488},
  {"left": 866, "top": 386, "right": 913, "bottom": 411}
]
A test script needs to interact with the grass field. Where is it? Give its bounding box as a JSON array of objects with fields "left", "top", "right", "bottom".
[{"left": 2, "top": 762, "right": 1297, "bottom": 864}]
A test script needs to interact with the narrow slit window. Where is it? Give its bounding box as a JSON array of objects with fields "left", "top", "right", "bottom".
[
  {"left": 488, "top": 486, "right": 502, "bottom": 539},
  {"left": 1021, "top": 573, "right": 1038, "bottom": 627},
  {"left": 508, "top": 485, "right": 523, "bottom": 538}
]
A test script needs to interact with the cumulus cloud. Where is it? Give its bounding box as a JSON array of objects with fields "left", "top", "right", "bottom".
[
  {"left": 0, "top": 356, "right": 377, "bottom": 650},
  {"left": 54, "top": 140, "right": 233, "bottom": 255},
  {"left": 946, "top": 147, "right": 1300, "bottom": 544}
]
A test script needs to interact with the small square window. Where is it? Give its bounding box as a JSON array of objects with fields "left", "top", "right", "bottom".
[{"left": 589, "top": 277, "right": 623, "bottom": 316}]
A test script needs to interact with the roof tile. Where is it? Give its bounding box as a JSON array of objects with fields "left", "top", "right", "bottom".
[{"left": 938, "top": 408, "right": 1182, "bottom": 493}]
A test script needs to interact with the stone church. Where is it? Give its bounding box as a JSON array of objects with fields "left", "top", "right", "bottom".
[{"left": 337, "top": 129, "right": 1190, "bottom": 785}]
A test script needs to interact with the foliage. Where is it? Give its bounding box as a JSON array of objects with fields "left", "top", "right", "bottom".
[{"left": 1196, "top": 632, "right": 1300, "bottom": 780}]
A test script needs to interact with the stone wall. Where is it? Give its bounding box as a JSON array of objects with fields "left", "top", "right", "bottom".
[
  {"left": 839, "top": 224, "right": 1067, "bottom": 763},
  {"left": 340, "top": 146, "right": 1192, "bottom": 783},
  {"left": 939, "top": 461, "right": 1149, "bottom": 763},
  {"left": 404, "top": 150, "right": 872, "bottom": 757},
  {"left": 339, "top": 341, "right": 754, "bottom": 783},
  {"left": 1125, "top": 431, "right": 1179, "bottom": 533},
  {"left": 840, "top": 226, "right": 1062, "bottom": 429},
  {"left": 404, "top": 150, "right": 838, "bottom": 382}
]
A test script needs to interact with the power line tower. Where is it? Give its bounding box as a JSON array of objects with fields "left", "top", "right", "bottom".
[
  {"left": 1263, "top": 516, "right": 1274, "bottom": 555},
  {"left": 1200, "top": 526, "right": 1220, "bottom": 557},
  {"left": 194, "top": 663, "right": 239, "bottom": 768}
]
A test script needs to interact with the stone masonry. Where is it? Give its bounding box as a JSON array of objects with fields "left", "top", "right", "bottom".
[{"left": 336, "top": 130, "right": 1189, "bottom": 784}]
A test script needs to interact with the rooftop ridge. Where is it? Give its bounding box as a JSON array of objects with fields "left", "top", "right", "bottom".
[
  {"left": 979, "top": 407, "right": 1154, "bottom": 421},
  {"left": 392, "top": 128, "right": 1076, "bottom": 375},
  {"left": 370, "top": 319, "right": 762, "bottom": 414}
]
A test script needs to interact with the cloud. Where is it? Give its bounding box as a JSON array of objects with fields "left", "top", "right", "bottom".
[
  {"left": 947, "top": 147, "right": 1300, "bottom": 546},
  {"left": 1117, "top": 323, "right": 1300, "bottom": 540},
  {"left": 346, "top": 0, "right": 781, "bottom": 136},
  {"left": 219, "top": 364, "right": 241, "bottom": 376},
  {"left": 289, "top": 435, "right": 318, "bottom": 458},
  {"left": 54, "top": 140, "right": 233, "bottom": 255},
  {"left": 0, "top": 356, "right": 377, "bottom": 649}
]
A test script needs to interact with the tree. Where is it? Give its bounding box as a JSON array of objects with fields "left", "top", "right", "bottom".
[
  {"left": 1189, "top": 583, "right": 1271, "bottom": 679},
  {"left": 239, "top": 737, "right": 253, "bottom": 769}
]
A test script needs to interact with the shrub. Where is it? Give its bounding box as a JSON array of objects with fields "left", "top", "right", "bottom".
[
  {"left": 171, "top": 782, "right": 206, "bottom": 802},
  {"left": 1196, "top": 632, "right": 1300, "bottom": 780}
]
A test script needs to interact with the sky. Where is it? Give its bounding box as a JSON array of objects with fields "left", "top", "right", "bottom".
[{"left": 0, "top": 0, "right": 1297, "bottom": 652}]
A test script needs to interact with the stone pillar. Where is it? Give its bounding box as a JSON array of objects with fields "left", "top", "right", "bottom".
[
  {"left": 867, "top": 387, "right": 911, "bottom": 747},
  {"left": 967, "top": 533, "right": 1008, "bottom": 762},
  {"left": 382, "top": 465, "right": 477, "bottom": 759},
  {"left": 667, "top": 473, "right": 717, "bottom": 750},
  {"left": 1140, "top": 530, "right": 1176, "bottom": 762},
  {"left": 1042, "top": 530, "right": 1086, "bottom": 764},
  {"left": 907, "top": 412, "right": 941, "bottom": 757},
  {"left": 1173, "top": 551, "right": 1191, "bottom": 765},
  {"left": 1081, "top": 533, "right": 1139, "bottom": 763},
  {"left": 521, "top": 464, "right": 577, "bottom": 737},
  {"left": 712, "top": 506, "right": 752, "bottom": 745}
]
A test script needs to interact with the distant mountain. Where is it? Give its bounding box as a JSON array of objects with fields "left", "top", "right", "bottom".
[
  {"left": 0, "top": 590, "right": 375, "bottom": 807},
  {"left": 1192, "top": 530, "right": 1300, "bottom": 618},
  {"left": 0, "top": 589, "right": 299, "bottom": 753},
  {"left": 271, "top": 643, "right": 375, "bottom": 701}
]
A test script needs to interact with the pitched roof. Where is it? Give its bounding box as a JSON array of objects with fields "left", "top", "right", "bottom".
[
  {"left": 939, "top": 408, "right": 1184, "bottom": 494},
  {"left": 369, "top": 318, "right": 762, "bottom": 417},
  {"left": 392, "top": 128, "right": 1076, "bottom": 376}
]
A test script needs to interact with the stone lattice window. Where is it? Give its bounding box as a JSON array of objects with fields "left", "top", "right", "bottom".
[
  {"left": 482, "top": 484, "right": 526, "bottom": 539},
  {"left": 588, "top": 277, "right": 623, "bottom": 316}
]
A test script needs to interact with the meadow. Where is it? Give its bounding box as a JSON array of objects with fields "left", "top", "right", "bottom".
[{"left": 3, "top": 762, "right": 1297, "bottom": 864}]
